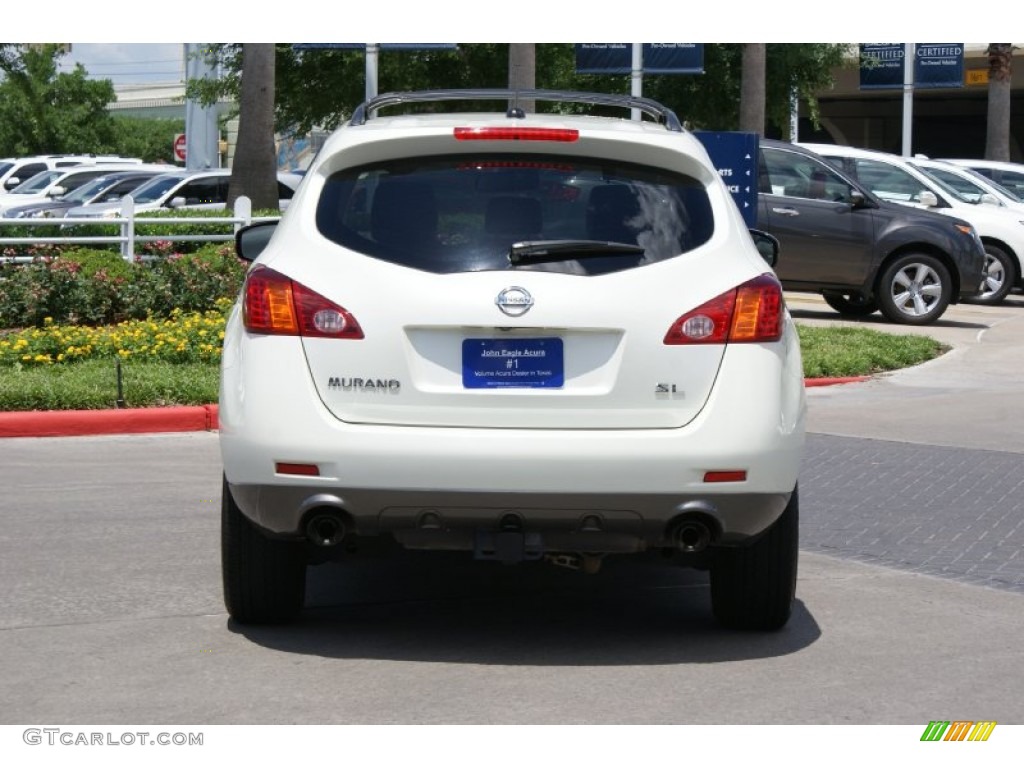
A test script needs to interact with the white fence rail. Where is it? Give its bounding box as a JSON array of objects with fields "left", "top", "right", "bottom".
[{"left": 0, "top": 195, "right": 275, "bottom": 264}]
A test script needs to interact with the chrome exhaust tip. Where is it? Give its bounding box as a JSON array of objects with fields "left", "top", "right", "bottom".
[
  {"left": 305, "top": 512, "right": 347, "bottom": 547},
  {"left": 671, "top": 519, "right": 713, "bottom": 554}
]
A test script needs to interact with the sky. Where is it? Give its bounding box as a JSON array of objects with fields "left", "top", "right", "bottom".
[{"left": 60, "top": 44, "right": 186, "bottom": 85}]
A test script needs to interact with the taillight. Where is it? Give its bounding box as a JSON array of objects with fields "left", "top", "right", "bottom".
[
  {"left": 243, "top": 266, "right": 364, "bottom": 339},
  {"left": 664, "top": 274, "right": 783, "bottom": 345},
  {"left": 453, "top": 127, "right": 580, "bottom": 142}
]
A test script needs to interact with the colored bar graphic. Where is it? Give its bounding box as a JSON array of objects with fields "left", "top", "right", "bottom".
[{"left": 920, "top": 720, "right": 996, "bottom": 742}]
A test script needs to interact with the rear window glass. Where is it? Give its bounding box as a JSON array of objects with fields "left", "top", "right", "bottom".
[{"left": 316, "top": 154, "right": 713, "bottom": 275}]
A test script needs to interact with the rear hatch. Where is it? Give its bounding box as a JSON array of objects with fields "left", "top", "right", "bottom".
[{"left": 286, "top": 144, "right": 755, "bottom": 429}]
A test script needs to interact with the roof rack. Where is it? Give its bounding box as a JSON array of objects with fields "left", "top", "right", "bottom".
[{"left": 349, "top": 89, "right": 683, "bottom": 132}]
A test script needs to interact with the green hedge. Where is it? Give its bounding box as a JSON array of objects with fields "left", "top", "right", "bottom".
[{"left": 0, "top": 244, "right": 248, "bottom": 328}]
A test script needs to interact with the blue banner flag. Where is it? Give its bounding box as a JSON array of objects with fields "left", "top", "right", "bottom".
[
  {"left": 859, "top": 44, "right": 905, "bottom": 90},
  {"left": 915, "top": 44, "right": 965, "bottom": 88},
  {"left": 575, "top": 44, "right": 704, "bottom": 75},
  {"left": 860, "top": 43, "right": 963, "bottom": 90},
  {"left": 292, "top": 44, "right": 457, "bottom": 50}
]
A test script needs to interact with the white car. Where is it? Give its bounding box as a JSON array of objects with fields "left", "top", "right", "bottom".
[
  {"left": 65, "top": 168, "right": 304, "bottom": 218},
  {"left": 0, "top": 153, "right": 143, "bottom": 193},
  {"left": 912, "top": 157, "right": 1024, "bottom": 211},
  {"left": 220, "top": 90, "right": 807, "bottom": 630},
  {"left": 941, "top": 158, "right": 1024, "bottom": 201},
  {"left": 907, "top": 157, "right": 1024, "bottom": 303},
  {"left": 0, "top": 163, "right": 158, "bottom": 216},
  {"left": 803, "top": 143, "right": 1024, "bottom": 305}
]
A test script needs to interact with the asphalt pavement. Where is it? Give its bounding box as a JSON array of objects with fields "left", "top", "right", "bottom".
[{"left": 1, "top": 291, "right": 1023, "bottom": 739}]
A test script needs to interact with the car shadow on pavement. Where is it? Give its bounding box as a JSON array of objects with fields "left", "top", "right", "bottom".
[{"left": 228, "top": 554, "right": 821, "bottom": 665}]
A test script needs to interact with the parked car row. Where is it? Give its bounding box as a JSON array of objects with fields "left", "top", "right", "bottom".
[
  {"left": 0, "top": 153, "right": 144, "bottom": 194},
  {"left": 0, "top": 164, "right": 169, "bottom": 217},
  {"left": 755, "top": 140, "right": 986, "bottom": 325},
  {"left": 0, "top": 169, "right": 165, "bottom": 219},
  {"left": 802, "top": 144, "right": 1024, "bottom": 307},
  {"left": 64, "top": 168, "right": 303, "bottom": 218},
  {"left": 5, "top": 145, "right": 1022, "bottom": 331},
  {"left": 0, "top": 164, "right": 304, "bottom": 219}
]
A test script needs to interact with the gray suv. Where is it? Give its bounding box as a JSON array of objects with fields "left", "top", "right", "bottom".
[{"left": 758, "top": 139, "right": 985, "bottom": 325}]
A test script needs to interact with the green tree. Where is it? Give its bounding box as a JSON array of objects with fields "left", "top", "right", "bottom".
[
  {"left": 509, "top": 43, "right": 537, "bottom": 113},
  {"left": 985, "top": 44, "right": 1014, "bottom": 161},
  {"left": 629, "top": 44, "right": 849, "bottom": 136},
  {"left": 188, "top": 44, "right": 849, "bottom": 138},
  {"left": 0, "top": 44, "right": 117, "bottom": 156},
  {"left": 190, "top": 44, "right": 582, "bottom": 134},
  {"left": 108, "top": 116, "right": 185, "bottom": 163},
  {"left": 228, "top": 44, "right": 279, "bottom": 210},
  {"left": 739, "top": 44, "right": 767, "bottom": 135}
]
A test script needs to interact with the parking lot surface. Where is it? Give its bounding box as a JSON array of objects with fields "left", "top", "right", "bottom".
[{"left": 1, "top": 293, "right": 1023, "bottom": 731}]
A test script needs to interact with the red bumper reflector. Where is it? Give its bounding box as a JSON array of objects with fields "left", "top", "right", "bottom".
[
  {"left": 275, "top": 462, "right": 320, "bottom": 477},
  {"left": 703, "top": 471, "right": 748, "bottom": 483}
]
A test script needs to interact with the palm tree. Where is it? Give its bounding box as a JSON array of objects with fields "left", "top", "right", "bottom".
[
  {"left": 739, "top": 44, "right": 766, "bottom": 135},
  {"left": 508, "top": 44, "right": 536, "bottom": 113},
  {"left": 228, "top": 44, "right": 279, "bottom": 211},
  {"left": 985, "top": 44, "right": 1013, "bottom": 161}
]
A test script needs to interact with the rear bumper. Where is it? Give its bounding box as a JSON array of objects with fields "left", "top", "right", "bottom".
[
  {"left": 219, "top": 315, "right": 806, "bottom": 550},
  {"left": 228, "top": 482, "right": 793, "bottom": 552}
]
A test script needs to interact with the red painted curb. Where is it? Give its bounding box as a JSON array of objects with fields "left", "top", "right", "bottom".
[
  {"left": 0, "top": 405, "right": 219, "bottom": 438},
  {"left": 804, "top": 376, "right": 871, "bottom": 388}
]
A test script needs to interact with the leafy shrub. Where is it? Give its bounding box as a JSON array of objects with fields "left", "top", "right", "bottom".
[
  {"left": 0, "top": 258, "right": 88, "bottom": 328},
  {"left": 0, "top": 244, "right": 247, "bottom": 328}
]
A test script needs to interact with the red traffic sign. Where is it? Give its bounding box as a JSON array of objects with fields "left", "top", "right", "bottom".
[{"left": 173, "top": 133, "right": 187, "bottom": 163}]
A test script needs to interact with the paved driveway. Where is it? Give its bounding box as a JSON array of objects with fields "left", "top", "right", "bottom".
[{"left": 2, "top": 292, "right": 1022, "bottom": 767}]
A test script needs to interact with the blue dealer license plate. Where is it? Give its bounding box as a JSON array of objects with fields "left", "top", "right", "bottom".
[{"left": 462, "top": 338, "right": 564, "bottom": 389}]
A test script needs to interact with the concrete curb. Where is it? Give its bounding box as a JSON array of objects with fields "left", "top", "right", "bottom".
[
  {"left": 0, "top": 376, "right": 870, "bottom": 438},
  {"left": 804, "top": 376, "right": 871, "bottom": 388},
  {"left": 0, "top": 405, "right": 219, "bottom": 438}
]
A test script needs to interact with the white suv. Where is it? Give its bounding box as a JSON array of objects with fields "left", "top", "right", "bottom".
[{"left": 220, "top": 90, "right": 806, "bottom": 630}]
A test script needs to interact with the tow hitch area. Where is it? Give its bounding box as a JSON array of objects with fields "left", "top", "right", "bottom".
[
  {"left": 545, "top": 553, "right": 604, "bottom": 574},
  {"left": 473, "top": 530, "right": 544, "bottom": 563}
]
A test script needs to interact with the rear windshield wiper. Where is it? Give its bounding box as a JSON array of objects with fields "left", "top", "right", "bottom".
[{"left": 508, "top": 239, "right": 646, "bottom": 265}]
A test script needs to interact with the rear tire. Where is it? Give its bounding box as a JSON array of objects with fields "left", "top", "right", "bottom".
[
  {"left": 822, "top": 291, "right": 878, "bottom": 317},
  {"left": 222, "top": 475, "right": 307, "bottom": 624},
  {"left": 710, "top": 487, "right": 799, "bottom": 631}
]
